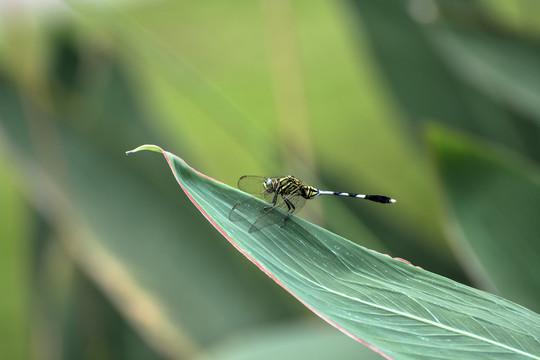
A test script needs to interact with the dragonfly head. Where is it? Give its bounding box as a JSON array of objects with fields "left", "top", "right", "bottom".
[{"left": 263, "top": 177, "right": 275, "bottom": 192}]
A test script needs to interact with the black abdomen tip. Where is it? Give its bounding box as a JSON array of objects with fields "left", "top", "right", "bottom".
[{"left": 365, "top": 195, "right": 396, "bottom": 204}]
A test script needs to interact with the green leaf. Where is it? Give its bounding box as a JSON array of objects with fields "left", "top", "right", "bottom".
[
  {"left": 129, "top": 145, "right": 540, "bottom": 360},
  {"left": 433, "top": 27, "right": 540, "bottom": 125},
  {"left": 346, "top": 0, "right": 540, "bottom": 162},
  {"left": 430, "top": 127, "right": 540, "bottom": 313}
]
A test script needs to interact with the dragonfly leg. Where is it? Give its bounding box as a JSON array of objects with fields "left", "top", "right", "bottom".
[
  {"left": 272, "top": 192, "right": 279, "bottom": 206},
  {"left": 279, "top": 198, "right": 296, "bottom": 228},
  {"left": 284, "top": 198, "right": 296, "bottom": 213}
]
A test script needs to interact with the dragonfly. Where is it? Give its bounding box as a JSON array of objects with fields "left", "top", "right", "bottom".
[{"left": 230, "top": 175, "right": 396, "bottom": 232}]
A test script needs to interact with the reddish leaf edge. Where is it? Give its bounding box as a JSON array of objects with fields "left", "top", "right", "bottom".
[{"left": 127, "top": 144, "right": 411, "bottom": 360}]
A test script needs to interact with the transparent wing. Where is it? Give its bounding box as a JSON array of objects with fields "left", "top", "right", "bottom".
[
  {"left": 238, "top": 175, "right": 281, "bottom": 203},
  {"left": 237, "top": 175, "right": 267, "bottom": 195},
  {"left": 229, "top": 196, "right": 288, "bottom": 232},
  {"left": 247, "top": 194, "right": 305, "bottom": 233},
  {"left": 273, "top": 191, "right": 307, "bottom": 214},
  {"left": 248, "top": 205, "right": 289, "bottom": 233}
]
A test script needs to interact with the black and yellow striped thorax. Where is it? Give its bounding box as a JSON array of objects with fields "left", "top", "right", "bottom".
[{"left": 264, "top": 176, "right": 319, "bottom": 200}]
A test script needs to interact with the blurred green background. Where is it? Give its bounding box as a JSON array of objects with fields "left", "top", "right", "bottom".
[{"left": 1, "top": 0, "right": 539, "bottom": 359}]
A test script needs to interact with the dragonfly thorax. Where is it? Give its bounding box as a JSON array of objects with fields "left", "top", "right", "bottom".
[{"left": 275, "top": 176, "right": 319, "bottom": 199}]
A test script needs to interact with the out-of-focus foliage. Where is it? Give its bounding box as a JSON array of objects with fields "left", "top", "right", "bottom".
[{"left": 0, "top": 0, "right": 538, "bottom": 359}]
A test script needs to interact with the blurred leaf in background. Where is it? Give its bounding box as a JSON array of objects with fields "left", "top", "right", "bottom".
[{"left": 0, "top": 0, "right": 539, "bottom": 359}]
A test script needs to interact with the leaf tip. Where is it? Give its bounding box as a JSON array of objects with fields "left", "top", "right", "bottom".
[{"left": 125, "top": 144, "right": 164, "bottom": 155}]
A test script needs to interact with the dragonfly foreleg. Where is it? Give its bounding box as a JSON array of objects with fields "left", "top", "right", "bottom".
[{"left": 272, "top": 191, "right": 279, "bottom": 206}]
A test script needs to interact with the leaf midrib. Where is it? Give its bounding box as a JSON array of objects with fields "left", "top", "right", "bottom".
[{"left": 282, "top": 261, "right": 539, "bottom": 359}]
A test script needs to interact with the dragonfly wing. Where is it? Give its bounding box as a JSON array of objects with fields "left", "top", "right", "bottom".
[
  {"left": 238, "top": 175, "right": 282, "bottom": 203},
  {"left": 249, "top": 205, "right": 287, "bottom": 232},
  {"left": 230, "top": 197, "right": 287, "bottom": 232},
  {"left": 273, "top": 192, "right": 306, "bottom": 214},
  {"left": 248, "top": 195, "right": 306, "bottom": 232},
  {"left": 237, "top": 175, "right": 267, "bottom": 195}
]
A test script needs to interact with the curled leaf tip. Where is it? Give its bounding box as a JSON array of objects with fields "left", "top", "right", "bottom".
[{"left": 125, "top": 144, "right": 164, "bottom": 155}]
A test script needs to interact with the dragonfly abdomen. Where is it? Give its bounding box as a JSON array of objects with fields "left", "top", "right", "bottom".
[{"left": 317, "top": 190, "right": 396, "bottom": 204}]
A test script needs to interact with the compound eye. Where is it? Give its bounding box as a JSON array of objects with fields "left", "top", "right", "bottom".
[{"left": 264, "top": 178, "right": 273, "bottom": 189}]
